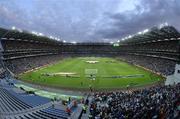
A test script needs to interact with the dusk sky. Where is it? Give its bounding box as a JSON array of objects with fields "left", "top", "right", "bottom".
[{"left": 0, "top": 0, "right": 180, "bottom": 42}]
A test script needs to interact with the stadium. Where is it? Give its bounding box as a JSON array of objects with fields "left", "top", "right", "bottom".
[{"left": 0, "top": 0, "right": 180, "bottom": 119}]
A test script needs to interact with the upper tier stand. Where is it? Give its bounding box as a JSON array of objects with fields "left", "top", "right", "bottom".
[{"left": 165, "top": 64, "right": 180, "bottom": 85}]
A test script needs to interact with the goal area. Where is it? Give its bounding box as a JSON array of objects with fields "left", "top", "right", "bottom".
[{"left": 85, "top": 69, "right": 98, "bottom": 77}]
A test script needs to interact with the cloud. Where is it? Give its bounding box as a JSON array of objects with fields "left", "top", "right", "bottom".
[
  {"left": 95, "top": 0, "right": 180, "bottom": 40},
  {"left": 0, "top": 0, "right": 180, "bottom": 42}
]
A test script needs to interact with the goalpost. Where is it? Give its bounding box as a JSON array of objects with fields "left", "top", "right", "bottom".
[
  {"left": 85, "top": 69, "right": 98, "bottom": 80},
  {"left": 85, "top": 69, "right": 98, "bottom": 92}
]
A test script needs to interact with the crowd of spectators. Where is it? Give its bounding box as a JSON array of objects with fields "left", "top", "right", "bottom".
[
  {"left": 89, "top": 83, "right": 180, "bottom": 119},
  {"left": 5, "top": 55, "right": 63, "bottom": 74},
  {"left": 61, "top": 43, "right": 117, "bottom": 56},
  {"left": 119, "top": 38, "right": 179, "bottom": 78},
  {"left": 1, "top": 26, "right": 179, "bottom": 76},
  {"left": 117, "top": 36, "right": 179, "bottom": 76},
  {"left": 2, "top": 39, "right": 61, "bottom": 59},
  {"left": 118, "top": 55, "right": 176, "bottom": 76},
  {"left": 1, "top": 34, "right": 62, "bottom": 74},
  {"left": 119, "top": 40, "right": 179, "bottom": 52},
  {"left": 0, "top": 61, "right": 6, "bottom": 78},
  {"left": 2, "top": 40, "right": 60, "bottom": 51}
]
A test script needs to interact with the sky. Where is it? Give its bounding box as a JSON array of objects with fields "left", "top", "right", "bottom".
[{"left": 0, "top": 0, "right": 180, "bottom": 42}]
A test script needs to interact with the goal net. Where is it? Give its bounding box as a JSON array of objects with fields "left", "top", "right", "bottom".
[{"left": 85, "top": 69, "right": 98, "bottom": 77}]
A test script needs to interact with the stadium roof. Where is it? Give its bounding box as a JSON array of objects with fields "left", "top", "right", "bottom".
[
  {"left": 0, "top": 27, "right": 62, "bottom": 44},
  {"left": 0, "top": 25, "right": 180, "bottom": 45},
  {"left": 119, "top": 26, "right": 180, "bottom": 44}
]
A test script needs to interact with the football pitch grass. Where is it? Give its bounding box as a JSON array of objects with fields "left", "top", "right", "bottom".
[{"left": 19, "top": 57, "right": 163, "bottom": 90}]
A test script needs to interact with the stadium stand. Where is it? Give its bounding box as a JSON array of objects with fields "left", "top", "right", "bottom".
[
  {"left": 119, "top": 55, "right": 176, "bottom": 76},
  {"left": 0, "top": 27, "right": 63, "bottom": 74},
  {"left": 1, "top": 25, "right": 179, "bottom": 76},
  {"left": 0, "top": 75, "right": 72, "bottom": 119},
  {"left": 117, "top": 26, "right": 180, "bottom": 76},
  {"left": 89, "top": 84, "right": 180, "bottom": 119},
  {"left": 0, "top": 25, "right": 180, "bottom": 118},
  {"left": 61, "top": 42, "right": 118, "bottom": 56},
  {"left": 86, "top": 26, "right": 180, "bottom": 119},
  {"left": 0, "top": 29, "right": 77, "bottom": 119}
]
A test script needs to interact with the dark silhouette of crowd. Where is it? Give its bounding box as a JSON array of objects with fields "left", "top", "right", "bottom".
[
  {"left": 89, "top": 83, "right": 180, "bottom": 119},
  {"left": 119, "top": 55, "right": 176, "bottom": 76},
  {"left": 3, "top": 39, "right": 62, "bottom": 74},
  {"left": 0, "top": 29, "right": 62, "bottom": 74},
  {"left": 5, "top": 55, "right": 63, "bottom": 74}
]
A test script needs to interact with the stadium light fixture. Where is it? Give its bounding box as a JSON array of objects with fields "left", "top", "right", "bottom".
[
  {"left": 55, "top": 37, "right": 60, "bottom": 41},
  {"left": 138, "top": 31, "right": 142, "bottom": 35},
  {"left": 32, "top": 31, "right": 38, "bottom": 35},
  {"left": 110, "top": 41, "right": 114, "bottom": 44},
  {"left": 72, "top": 41, "right": 77, "bottom": 44},
  {"left": 63, "top": 40, "right": 66, "bottom": 43},
  {"left": 159, "top": 22, "right": 169, "bottom": 28},
  {"left": 128, "top": 35, "right": 132, "bottom": 38},
  {"left": 143, "top": 29, "right": 149, "bottom": 33},
  {"left": 38, "top": 33, "right": 44, "bottom": 36},
  {"left": 49, "top": 36, "right": 54, "bottom": 39},
  {"left": 12, "top": 26, "right": 23, "bottom": 33},
  {"left": 12, "top": 26, "right": 16, "bottom": 30},
  {"left": 164, "top": 22, "right": 168, "bottom": 26},
  {"left": 1, "top": 26, "right": 16, "bottom": 39},
  {"left": 121, "top": 38, "right": 125, "bottom": 41}
]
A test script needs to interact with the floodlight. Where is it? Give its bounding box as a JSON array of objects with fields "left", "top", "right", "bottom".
[
  {"left": 128, "top": 35, "right": 132, "bottom": 38},
  {"left": 38, "top": 33, "right": 43, "bottom": 36},
  {"left": 49, "top": 36, "right": 54, "bottom": 39},
  {"left": 138, "top": 31, "right": 142, "bottom": 34},
  {"left": 110, "top": 41, "right": 114, "bottom": 44},
  {"left": 72, "top": 41, "right": 77, "bottom": 44},
  {"left": 143, "top": 29, "right": 149, "bottom": 33},
  {"left": 12, "top": 26, "right": 16, "bottom": 30}
]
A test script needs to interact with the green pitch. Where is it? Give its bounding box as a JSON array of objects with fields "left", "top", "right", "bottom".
[{"left": 19, "top": 57, "right": 163, "bottom": 90}]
